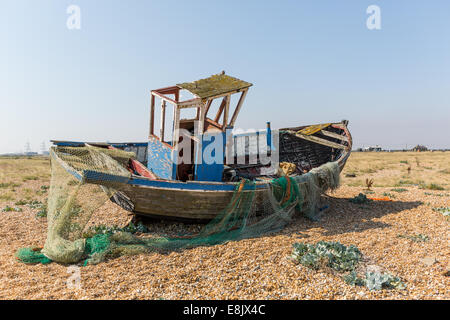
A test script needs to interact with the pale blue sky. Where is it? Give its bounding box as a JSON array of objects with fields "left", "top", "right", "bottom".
[{"left": 1, "top": 0, "right": 449, "bottom": 153}]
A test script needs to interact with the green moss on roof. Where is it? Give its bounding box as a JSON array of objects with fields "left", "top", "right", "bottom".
[{"left": 177, "top": 73, "right": 252, "bottom": 99}]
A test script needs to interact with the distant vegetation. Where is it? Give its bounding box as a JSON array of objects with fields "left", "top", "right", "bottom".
[
  {"left": 341, "top": 151, "right": 449, "bottom": 189},
  {"left": 419, "top": 183, "right": 445, "bottom": 191},
  {"left": 391, "top": 188, "right": 408, "bottom": 193}
]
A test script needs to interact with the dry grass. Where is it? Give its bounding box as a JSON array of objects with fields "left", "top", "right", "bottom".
[
  {"left": 0, "top": 153, "right": 448, "bottom": 300},
  {"left": 341, "top": 151, "right": 450, "bottom": 189},
  {"left": 0, "top": 156, "right": 50, "bottom": 203}
]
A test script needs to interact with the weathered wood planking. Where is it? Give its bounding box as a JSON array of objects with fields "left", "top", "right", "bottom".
[
  {"left": 147, "top": 135, "right": 174, "bottom": 180},
  {"left": 118, "top": 183, "right": 268, "bottom": 220},
  {"left": 320, "top": 130, "right": 349, "bottom": 142},
  {"left": 288, "top": 131, "right": 346, "bottom": 150}
]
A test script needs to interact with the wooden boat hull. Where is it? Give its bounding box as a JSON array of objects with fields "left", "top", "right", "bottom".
[
  {"left": 52, "top": 120, "right": 352, "bottom": 221},
  {"left": 114, "top": 183, "right": 267, "bottom": 221},
  {"left": 110, "top": 121, "right": 352, "bottom": 221}
]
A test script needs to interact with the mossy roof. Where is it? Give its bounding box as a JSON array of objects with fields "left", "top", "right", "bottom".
[{"left": 177, "top": 73, "right": 252, "bottom": 99}]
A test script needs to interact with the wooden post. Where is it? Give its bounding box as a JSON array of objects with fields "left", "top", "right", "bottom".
[
  {"left": 198, "top": 102, "right": 205, "bottom": 135},
  {"left": 214, "top": 96, "right": 227, "bottom": 123},
  {"left": 225, "top": 125, "right": 234, "bottom": 165},
  {"left": 204, "top": 99, "right": 213, "bottom": 117},
  {"left": 194, "top": 103, "right": 206, "bottom": 167},
  {"left": 173, "top": 105, "right": 180, "bottom": 147},
  {"left": 223, "top": 94, "right": 230, "bottom": 128},
  {"left": 230, "top": 89, "right": 248, "bottom": 126},
  {"left": 150, "top": 94, "right": 155, "bottom": 136},
  {"left": 160, "top": 100, "right": 166, "bottom": 141}
]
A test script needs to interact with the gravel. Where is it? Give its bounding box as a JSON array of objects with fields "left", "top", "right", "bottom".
[{"left": 0, "top": 185, "right": 448, "bottom": 300}]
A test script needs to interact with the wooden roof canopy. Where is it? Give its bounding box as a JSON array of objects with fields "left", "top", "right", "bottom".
[
  {"left": 150, "top": 72, "right": 252, "bottom": 145},
  {"left": 177, "top": 73, "right": 252, "bottom": 99}
]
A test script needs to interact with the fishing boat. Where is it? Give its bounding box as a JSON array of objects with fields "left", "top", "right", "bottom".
[{"left": 51, "top": 73, "right": 352, "bottom": 221}]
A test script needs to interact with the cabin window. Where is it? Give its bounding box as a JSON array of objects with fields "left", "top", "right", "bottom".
[
  {"left": 179, "top": 108, "right": 197, "bottom": 121},
  {"left": 228, "top": 93, "right": 241, "bottom": 124},
  {"left": 206, "top": 98, "right": 223, "bottom": 123},
  {"left": 163, "top": 103, "right": 174, "bottom": 144},
  {"left": 152, "top": 97, "right": 162, "bottom": 139},
  {"left": 178, "top": 89, "right": 196, "bottom": 102}
]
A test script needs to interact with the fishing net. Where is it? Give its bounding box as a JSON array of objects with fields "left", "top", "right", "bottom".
[{"left": 16, "top": 145, "right": 340, "bottom": 265}]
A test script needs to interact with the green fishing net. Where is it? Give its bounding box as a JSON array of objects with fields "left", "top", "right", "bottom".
[
  {"left": 15, "top": 247, "right": 52, "bottom": 265},
  {"left": 16, "top": 145, "right": 340, "bottom": 265}
]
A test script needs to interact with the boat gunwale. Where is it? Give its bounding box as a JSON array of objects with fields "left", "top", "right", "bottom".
[{"left": 50, "top": 120, "right": 352, "bottom": 193}]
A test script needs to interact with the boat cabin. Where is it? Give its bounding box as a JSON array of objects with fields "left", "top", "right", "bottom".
[
  {"left": 148, "top": 72, "right": 271, "bottom": 182},
  {"left": 50, "top": 73, "right": 352, "bottom": 186}
]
